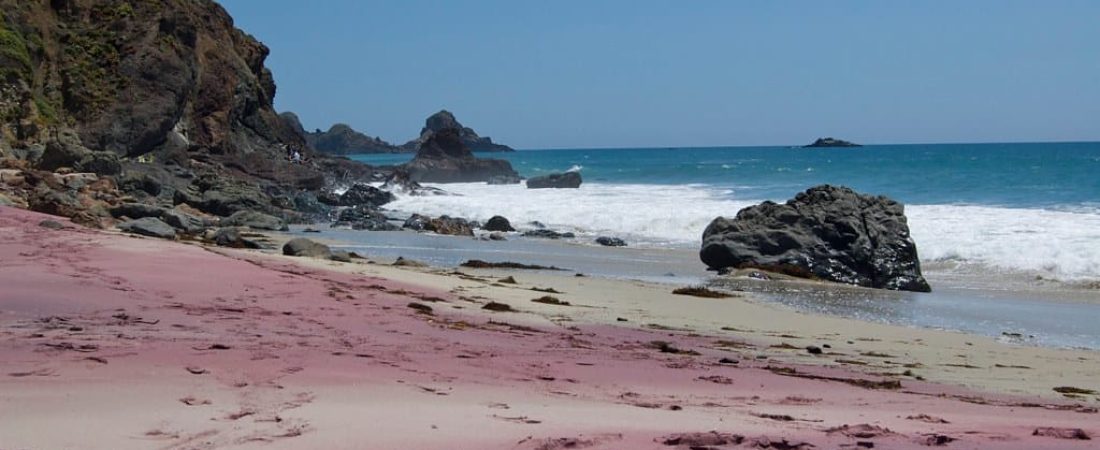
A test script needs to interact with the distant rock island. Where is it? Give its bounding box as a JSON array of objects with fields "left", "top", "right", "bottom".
[
  {"left": 281, "top": 113, "right": 402, "bottom": 155},
  {"left": 403, "top": 127, "right": 518, "bottom": 183},
  {"left": 804, "top": 137, "right": 861, "bottom": 148},
  {"left": 284, "top": 110, "right": 514, "bottom": 155},
  {"left": 400, "top": 110, "right": 513, "bottom": 153}
]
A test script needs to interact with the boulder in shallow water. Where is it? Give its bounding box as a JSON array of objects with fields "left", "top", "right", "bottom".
[
  {"left": 522, "top": 229, "right": 575, "bottom": 239},
  {"left": 699, "top": 185, "right": 930, "bottom": 292},
  {"left": 339, "top": 183, "right": 395, "bottom": 207},
  {"left": 119, "top": 217, "right": 177, "bottom": 240},
  {"left": 333, "top": 206, "right": 400, "bottom": 231},
  {"left": 283, "top": 238, "right": 332, "bottom": 259},
  {"left": 596, "top": 236, "right": 627, "bottom": 247},
  {"left": 427, "top": 215, "right": 474, "bottom": 236},
  {"left": 483, "top": 215, "right": 515, "bottom": 232},
  {"left": 403, "top": 214, "right": 432, "bottom": 231},
  {"left": 526, "top": 171, "right": 582, "bottom": 189}
]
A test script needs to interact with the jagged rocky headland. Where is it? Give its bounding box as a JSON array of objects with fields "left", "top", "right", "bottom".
[{"left": 0, "top": 0, "right": 516, "bottom": 237}]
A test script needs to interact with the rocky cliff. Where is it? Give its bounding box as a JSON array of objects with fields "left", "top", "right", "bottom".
[
  {"left": 0, "top": 0, "right": 307, "bottom": 157},
  {"left": 401, "top": 110, "right": 513, "bottom": 152},
  {"left": 0, "top": 0, "right": 371, "bottom": 226}
]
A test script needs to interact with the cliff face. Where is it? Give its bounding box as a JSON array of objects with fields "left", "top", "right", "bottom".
[
  {"left": 0, "top": 0, "right": 357, "bottom": 226},
  {"left": 401, "top": 110, "right": 513, "bottom": 152},
  {"left": 0, "top": 0, "right": 304, "bottom": 159}
]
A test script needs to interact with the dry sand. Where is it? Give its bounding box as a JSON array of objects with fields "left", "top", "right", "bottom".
[{"left": 1, "top": 206, "right": 1097, "bottom": 449}]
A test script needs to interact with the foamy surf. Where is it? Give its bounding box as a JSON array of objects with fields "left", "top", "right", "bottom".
[{"left": 382, "top": 182, "right": 1100, "bottom": 281}]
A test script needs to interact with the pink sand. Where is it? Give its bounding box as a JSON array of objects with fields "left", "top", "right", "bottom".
[{"left": 0, "top": 206, "right": 1096, "bottom": 449}]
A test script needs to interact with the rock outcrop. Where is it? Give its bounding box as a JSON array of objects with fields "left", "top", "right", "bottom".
[
  {"left": 118, "top": 217, "right": 176, "bottom": 240},
  {"left": 338, "top": 184, "right": 395, "bottom": 207},
  {"left": 804, "top": 137, "right": 861, "bottom": 148},
  {"left": 212, "top": 227, "right": 264, "bottom": 249},
  {"left": 401, "top": 110, "right": 513, "bottom": 152},
  {"left": 403, "top": 128, "right": 518, "bottom": 183},
  {"left": 304, "top": 123, "right": 402, "bottom": 155},
  {"left": 527, "top": 171, "right": 582, "bottom": 189},
  {"left": 332, "top": 206, "right": 399, "bottom": 231},
  {"left": 596, "top": 236, "right": 626, "bottom": 247},
  {"left": 700, "top": 185, "right": 930, "bottom": 292},
  {"left": 483, "top": 215, "right": 515, "bottom": 232},
  {"left": 282, "top": 237, "right": 332, "bottom": 259}
]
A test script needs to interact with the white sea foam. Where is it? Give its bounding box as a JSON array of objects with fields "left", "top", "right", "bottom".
[
  {"left": 385, "top": 182, "right": 755, "bottom": 247},
  {"left": 907, "top": 205, "right": 1100, "bottom": 280},
  {"left": 384, "top": 182, "right": 1100, "bottom": 280}
]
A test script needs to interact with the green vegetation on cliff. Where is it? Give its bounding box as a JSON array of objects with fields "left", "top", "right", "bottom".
[{"left": 0, "top": 12, "right": 33, "bottom": 82}]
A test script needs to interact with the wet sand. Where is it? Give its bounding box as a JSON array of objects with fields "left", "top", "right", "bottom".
[
  {"left": 308, "top": 226, "right": 1100, "bottom": 350},
  {"left": 1, "top": 206, "right": 1098, "bottom": 449}
]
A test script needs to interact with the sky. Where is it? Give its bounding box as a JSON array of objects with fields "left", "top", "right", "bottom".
[{"left": 220, "top": 1, "right": 1099, "bottom": 149}]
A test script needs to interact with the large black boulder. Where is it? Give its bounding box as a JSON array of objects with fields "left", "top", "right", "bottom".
[
  {"left": 483, "top": 215, "right": 515, "bottom": 232},
  {"left": 35, "top": 132, "right": 122, "bottom": 176},
  {"left": 699, "top": 185, "right": 930, "bottom": 292},
  {"left": 333, "top": 206, "right": 400, "bottom": 231},
  {"left": 526, "top": 171, "right": 582, "bottom": 189},
  {"left": 596, "top": 236, "right": 627, "bottom": 247},
  {"left": 339, "top": 184, "right": 395, "bottom": 207},
  {"left": 118, "top": 217, "right": 177, "bottom": 240},
  {"left": 283, "top": 238, "right": 332, "bottom": 259}
]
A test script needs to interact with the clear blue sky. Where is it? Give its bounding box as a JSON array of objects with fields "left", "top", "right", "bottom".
[{"left": 220, "top": 1, "right": 1099, "bottom": 149}]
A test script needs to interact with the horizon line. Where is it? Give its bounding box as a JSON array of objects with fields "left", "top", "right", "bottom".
[{"left": 506, "top": 139, "right": 1100, "bottom": 152}]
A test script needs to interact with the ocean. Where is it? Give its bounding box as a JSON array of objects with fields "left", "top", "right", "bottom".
[
  {"left": 351, "top": 142, "right": 1100, "bottom": 282},
  {"left": 330, "top": 143, "right": 1100, "bottom": 349}
]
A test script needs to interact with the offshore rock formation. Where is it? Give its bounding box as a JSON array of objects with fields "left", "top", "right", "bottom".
[
  {"left": 527, "top": 171, "right": 582, "bottom": 189},
  {"left": 403, "top": 128, "right": 518, "bottom": 183},
  {"left": 401, "top": 110, "right": 513, "bottom": 153},
  {"left": 281, "top": 111, "right": 403, "bottom": 155},
  {"left": 308, "top": 123, "right": 399, "bottom": 154},
  {"left": 804, "top": 137, "right": 861, "bottom": 148},
  {"left": 700, "top": 185, "right": 930, "bottom": 292}
]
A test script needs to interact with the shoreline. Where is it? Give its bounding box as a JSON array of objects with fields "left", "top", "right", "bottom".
[
  {"left": 295, "top": 224, "right": 1100, "bottom": 351},
  {"left": 2, "top": 206, "right": 1098, "bottom": 449}
]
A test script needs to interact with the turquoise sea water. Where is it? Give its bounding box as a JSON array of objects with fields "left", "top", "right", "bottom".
[
  {"left": 334, "top": 142, "right": 1100, "bottom": 348},
  {"left": 350, "top": 142, "right": 1100, "bottom": 281},
  {"left": 353, "top": 142, "right": 1100, "bottom": 210}
]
